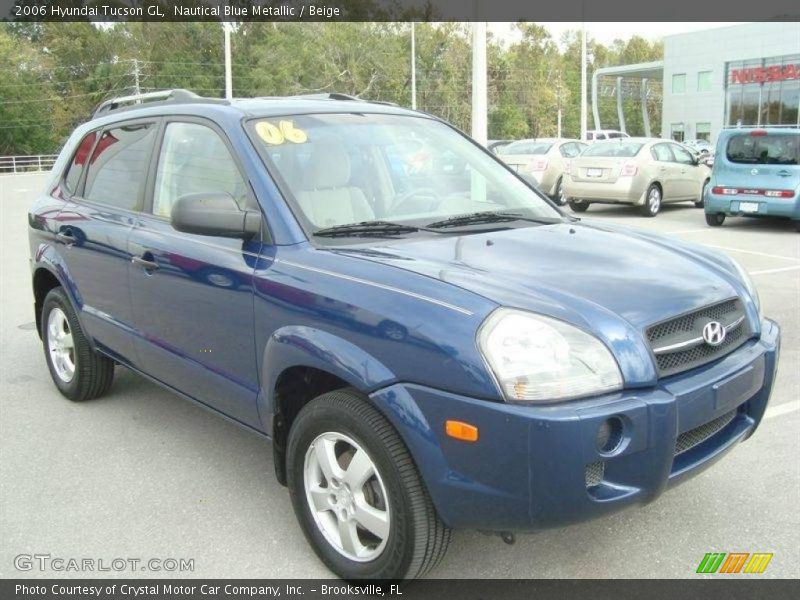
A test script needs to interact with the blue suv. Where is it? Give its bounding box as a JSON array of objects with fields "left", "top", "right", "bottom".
[
  {"left": 29, "top": 90, "right": 781, "bottom": 580},
  {"left": 705, "top": 128, "right": 799, "bottom": 230}
]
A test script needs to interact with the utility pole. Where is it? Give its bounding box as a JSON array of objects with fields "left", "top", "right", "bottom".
[
  {"left": 410, "top": 23, "right": 417, "bottom": 110},
  {"left": 580, "top": 23, "right": 588, "bottom": 141},
  {"left": 223, "top": 23, "right": 233, "bottom": 100},
  {"left": 471, "top": 22, "right": 487, "bottom": 146}
]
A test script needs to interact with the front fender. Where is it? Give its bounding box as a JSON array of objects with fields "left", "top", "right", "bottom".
[{"left": 258, "top": 325, "right": 397, "bottom": 429}]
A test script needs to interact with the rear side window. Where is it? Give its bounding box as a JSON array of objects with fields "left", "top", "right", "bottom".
[
  {"left": 726, "top": 133, "right": 799, "bottom": 165},
  {"left": 83, "top": 123, "right": 157, "bottom": 210},
  {"left": 652, "top": 144, "right": 674, "bottom": 162},
  {"left": 62, "top": 131, "right": 98, "bottom": 195},
  {"left": 582, "top": 142, "right": 644, "bottom": 158},
  {"left": 152, "top": 122, "right": 249, "bottom": 218}
]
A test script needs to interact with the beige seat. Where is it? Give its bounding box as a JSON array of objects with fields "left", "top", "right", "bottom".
[{"left": 295, "top": 138, "right": 374, "bottom": 228}]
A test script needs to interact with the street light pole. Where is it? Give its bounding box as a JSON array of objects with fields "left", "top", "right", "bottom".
[
  {"left": 224, "top": 23, "right": 233, "bottom": 100},
  {"left": 411, "top": 23, "right": 417, "bottom": 110},
  {"left": 471, "top": 21, "right": 487, "bottom": 146}
]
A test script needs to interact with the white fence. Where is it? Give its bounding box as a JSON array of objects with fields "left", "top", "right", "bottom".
[{"left": 0, "top": 155, "right": 58, "bottom": 174}]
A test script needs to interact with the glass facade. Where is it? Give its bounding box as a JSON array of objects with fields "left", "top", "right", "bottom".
[{"left": 726, "top": 54, "right": 800, "bottom": 127}]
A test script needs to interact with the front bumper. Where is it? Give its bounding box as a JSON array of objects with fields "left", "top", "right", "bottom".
[
  {"left": 370, "top": 318, "right": 780, "bottom": 531},
  {"left": 705, "top": 191, "right": 800, "bottom": 219}
]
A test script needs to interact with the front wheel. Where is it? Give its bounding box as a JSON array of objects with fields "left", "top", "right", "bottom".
[
  {"left": 706, "top": 213, "right": 726, "bottom": 227},
  {"left": 640, "top": 184, "right": 662, "bottom": 217},
  {"left": 287, "top": 389, "right": 450, "bottom": 579},
  {"left": 568, "top": 199, "right": 589, "bottom": 213}
]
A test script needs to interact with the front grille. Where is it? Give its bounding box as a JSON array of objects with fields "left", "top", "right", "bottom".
[
  {"left": 647, "top": 299, "right": 751, "bottom": 377},
  {"left": 675, "top": 409, "right": 737, "bottom": 455},
  {"left": 585, "top": 461, "right": 605, "bottom": 488}
]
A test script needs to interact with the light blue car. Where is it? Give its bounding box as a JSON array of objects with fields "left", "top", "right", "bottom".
[{"left": 705, "top": 128, "right": 799, "bottom": 231}]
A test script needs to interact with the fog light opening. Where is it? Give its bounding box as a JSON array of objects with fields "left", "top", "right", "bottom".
[{"left": 596, "top": 416, "right": 624, "bottom": 454}]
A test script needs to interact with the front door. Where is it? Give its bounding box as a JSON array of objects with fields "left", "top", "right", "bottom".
[
  {"left": 670, "top": 143, "right": 699, "bottom": 199},
  {"left": 127, "top": 119, "right": 263, "bottom": 429}
]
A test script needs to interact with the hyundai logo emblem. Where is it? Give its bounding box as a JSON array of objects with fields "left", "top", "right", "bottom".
[{"left": 702, "top": 321, "right": 726, "bottom": 346}]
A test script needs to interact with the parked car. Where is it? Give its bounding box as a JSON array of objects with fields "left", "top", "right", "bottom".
[
  {"left": 705, "top": 128, "right": 799, "bottom": 231},
  {"left": 586, "top": 129, "right": 629, "bottom": 142},
  {"left": 564, "top": 138, "right": 711, "bottom": 216},
  {"left": 29, "top": 90, "right": 779, "bottom": 580},
  {"left": 487, "top": 139, "right": 513, "bottom": 155},
  {"left": 497, "top": 138, "right": 587, "bottom": 205},
  {"left": 685, "top": 139, "right": 714, "bottom": 156}
]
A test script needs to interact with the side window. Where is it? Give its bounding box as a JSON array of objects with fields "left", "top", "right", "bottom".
[
  {"left": 652, "top": 144, "right": 674, "bottom": 162},
  {"left": 153, "top": 122, "right": 248, "bottom": 218},
  {"left": 83, "top": 123, "right": 157, "bottom": 210},
  {"left": 63, "top": 131, "right": 98, "bottom": 195},
  {"left": 559, "top": 143, "right": 575, "bottom": 158},
  {"left": 576, "top": 142, "right": 588, "bottom": 154},
  {"left": 672, "top": 144, "right": 694, "bottom": 165}
]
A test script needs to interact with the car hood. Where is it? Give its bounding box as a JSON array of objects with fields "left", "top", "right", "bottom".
[{"left": 334, "top": 221, "right": 741, "bottom": 333}]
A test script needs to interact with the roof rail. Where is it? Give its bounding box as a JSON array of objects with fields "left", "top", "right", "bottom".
[
  {"left": 92, "top": 89, "right": 226, "bottom": 119},
  {"left": 293, "top": 92, "right": 398, "bottom": 107}
]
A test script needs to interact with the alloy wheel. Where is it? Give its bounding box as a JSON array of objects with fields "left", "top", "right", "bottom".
[
  {"left": 303, "top": 432, "right": 391, "bottom": 562},
  {"left": 47, "top": 307, "right": 75, "bottom": 382},
  {"left": 648, "top": 186, "right": 661, "bottom": 214}
]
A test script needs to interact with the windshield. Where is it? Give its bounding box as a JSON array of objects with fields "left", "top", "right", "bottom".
[
  {"left": 726, "top": 133, "right": 798, "bottom": 165},
  {"left": 582, "top": 141, "right": 644, "bottom": 158},
  {"left": 499, "top": 140, "right": 554, "bottom": 155},
  {"left": 249, "top": 113, "right": 561, "bottom": 239}
]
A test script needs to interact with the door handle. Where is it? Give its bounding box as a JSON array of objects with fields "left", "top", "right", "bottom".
[
  {"left": 56, "top": 231, "right": 75, "bottom": 245},
  {"left": 131, "top": 255, "right": 159, "bottom": 271},
  {"left": 776, "top": 170, "right": 791, "bottom": 177}
]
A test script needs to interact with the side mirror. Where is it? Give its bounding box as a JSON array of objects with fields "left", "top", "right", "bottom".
[{"left": 171, "top": 193, "right": 261, "bottom": 239}]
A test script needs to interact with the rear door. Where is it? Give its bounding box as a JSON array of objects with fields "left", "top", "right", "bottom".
[
  {"left": 127, "top": 118, "right": 263, "bottom": 429},
  {"left": 55, "top": 119, "right": 159, "bottom": 363},
  {"left": 651, "top": 143, "right": 680, "bottom": 200}
]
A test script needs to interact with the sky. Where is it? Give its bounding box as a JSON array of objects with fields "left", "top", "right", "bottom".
[{"left": 489, "top": 22, "right": 745, "bottom": 47}]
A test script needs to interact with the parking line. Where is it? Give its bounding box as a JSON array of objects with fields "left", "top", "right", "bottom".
[
  {"left": 749, "top": 265, "right": 800, "bottom": 276},
  {"left": 764, "top": 402, "right": 800, "bottom": 419},
  {"left": 699, "top": 244, "right": 800, "bottom": 262}
]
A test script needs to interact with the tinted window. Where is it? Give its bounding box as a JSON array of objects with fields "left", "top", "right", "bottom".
[
  {"left": 652, "top": 144, "right": 674, "bottom": 162},
  {"left": 83, "top": 123, "right": 157, "bottom": 210},
  {"left": 63, "top": 131, "right": 98, "bottom": 195},
  {"left": 582, "top": 142, "right": 644, "bottom": 158},
  {"left": 152, "top": 122, "right": 249, "bottom": 218},
  {"left": 726, "top": 133, "right": 799, "bottom": 165},
  {"left": 607, "top": 132, "right": 626, "bottom": 139}
]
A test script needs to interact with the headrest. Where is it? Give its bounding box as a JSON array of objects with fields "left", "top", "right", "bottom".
[{"left": 304, "top": 137, "right": 351, "bottom": 189}]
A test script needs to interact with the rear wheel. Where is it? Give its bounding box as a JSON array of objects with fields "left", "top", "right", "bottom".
[
  {"left": 552, "top": 177, "right": 566, "bottom": 206},
  {"left": 706, "top": 213, "right": 726, "bottom": 227},
  {"left": 640, "top": 184, "right": 661, "bottom": 217},
  {"left": 568, "top": 199, "right": 589, "bottom": 213},
  {"left": 42, "top": 287, "right": 114, "bottom": 401},
  {"left": 287, "top": 389, "right": 450, "bottom": 579}
]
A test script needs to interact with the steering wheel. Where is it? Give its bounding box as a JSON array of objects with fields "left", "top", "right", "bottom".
[{"left": 390, "top": 187, "right": 440, "bottom": 216}]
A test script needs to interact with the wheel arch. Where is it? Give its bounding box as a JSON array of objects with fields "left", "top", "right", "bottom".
[
  {"left": 260, "top": 326, "right": 398, "bottom": 484},
  {"left": 32, "top": 261, "right": 83, "bottom": 340}
]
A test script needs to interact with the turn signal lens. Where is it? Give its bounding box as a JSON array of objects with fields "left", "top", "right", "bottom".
[{"left": 445, "top": 420, "right": 479, "bottom": 442}]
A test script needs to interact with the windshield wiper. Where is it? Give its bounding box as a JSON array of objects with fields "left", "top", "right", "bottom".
[
  {"left": 425, "top": 211, "right": 562, "bottom": 229},
  {"left": 313, "top": 221, "right": 420, "bottom": 238}
]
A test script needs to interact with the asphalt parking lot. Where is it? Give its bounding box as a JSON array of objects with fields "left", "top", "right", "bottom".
[{"left": 1, "top": 172, "right": 798, "bottom": 579}]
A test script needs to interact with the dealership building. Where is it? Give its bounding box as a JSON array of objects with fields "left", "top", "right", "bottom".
[{"left": 592, "top": 22, "right": 800, "bottom": 144}]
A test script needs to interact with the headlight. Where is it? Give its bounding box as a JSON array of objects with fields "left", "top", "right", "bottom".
[
  {"left": 478, "top": 309, "right": 623, "bottom": 402},
  {"left": 731, "top": 259, "right": 761, "bottom": 317}
]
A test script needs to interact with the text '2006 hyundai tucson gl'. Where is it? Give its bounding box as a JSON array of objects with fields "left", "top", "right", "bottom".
[{"left": 29, "top": 90, "right": 781, "bottom": 580}]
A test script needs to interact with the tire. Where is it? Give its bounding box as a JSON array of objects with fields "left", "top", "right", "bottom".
[
  {"left": 551, "top": 177, "right": 566, "bottom": 206},
  {"left": 287, "top": 389, "right": 450, "bottom": 580},
  {"left": 41, "top": 287, "right": 114, "bottom": 401},
  {"left": 793, "top": 220, "right": 800, "bottom": 233},
  {"left": 568, "top": 199, "right": 589, "bottom": 213},
  {"left": 640, "top": 184, "right": 662, "bottom": 217},
  {"left": 706, "top": 213, "right": 726, "bottom": 227},
  {"left": 695, "top": 180, "right": 709, "bottom": 208}
]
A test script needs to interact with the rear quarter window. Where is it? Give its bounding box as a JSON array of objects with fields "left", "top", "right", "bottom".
[
  {"left": 726, "top": 133, "right": 799, "bottom": 165},
  {"left": 62, "top": 131, "right": 98, "bottom": 195}
]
